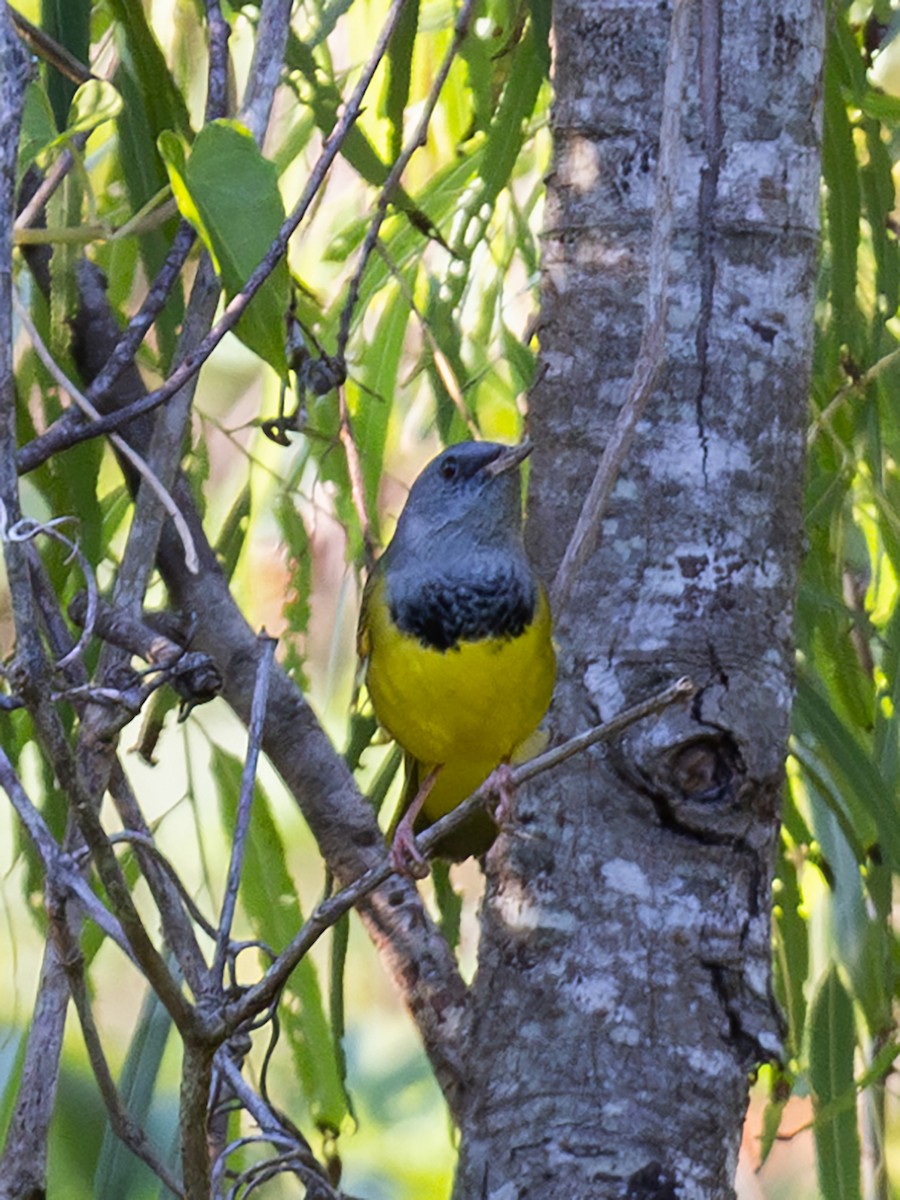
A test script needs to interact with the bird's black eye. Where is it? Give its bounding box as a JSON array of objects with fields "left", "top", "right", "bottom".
[{"left": 439, "top": 455, "right": 458, "bottom": 482}]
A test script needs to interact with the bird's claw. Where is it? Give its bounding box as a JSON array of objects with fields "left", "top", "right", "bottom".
[
  {"left": 485, "top": 762, "right": 516, "bottom": 826},
  {"left": 389, "top": 821, "right": 431, "bottom": 879}
]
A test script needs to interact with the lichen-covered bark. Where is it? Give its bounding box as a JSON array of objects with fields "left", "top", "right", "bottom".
[{"left": 453, "top": 2, "right": 823, "bottom": 1197}]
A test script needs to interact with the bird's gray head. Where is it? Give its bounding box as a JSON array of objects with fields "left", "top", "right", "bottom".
[{"left": 388, "top": 440, "right": 532, "bottom": 558}]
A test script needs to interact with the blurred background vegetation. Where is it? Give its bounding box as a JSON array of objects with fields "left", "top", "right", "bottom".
[{"left": 2, "top": 0, "right": 900, "bottom": 1196}]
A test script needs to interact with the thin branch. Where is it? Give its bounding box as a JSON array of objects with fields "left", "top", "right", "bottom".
[
  {"left": 107, "top": 828, "right": 218, "bottom": 940},
  {"left": 213, "top": 634, "right": 277, "bottom": 981},
  {"left": 1, "top": 507, "right": 99, "bottom": 670},
  {"left": 550, "top": 0, "right": 691, "bottom": 615},
  {"left": 0, "top": 747, "right": 136, "bottom": 958},
  {"left": 16, "top": 0, "right": 412, "bottom": 475},
  {"left": 86, "top": 219, "right": 197, "bottom": 401},
  {"left": 15, "top": 141, "right": 86, "bottom": 231},
  {"left": 807, "top": 343, "right": 900, "bottom": 447},
  {"left": 204, "top": 0, "right": 230, "bottom": 123},
  {"left": 213, "top": 1053, "right": 332, "bottom": 1187},
  {"left": 238, "top": 0, "right": 294, "bottom": 144},
  {"left": 334, "top": 0, "right": 476, "bottom": 362},
  {"left": 107, "top": 765, "right": 213, "bottom": 991},
  {"left": 12, "top": 290, "right": 200, "bottom": 572},
  {"left": 224, "top": 677, "right": 695, "bottom": 1032}
]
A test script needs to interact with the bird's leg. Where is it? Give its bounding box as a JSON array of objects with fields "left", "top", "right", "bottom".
[
  {"left": 390, "top": 765, "right": 442, "bottom": 879},
  {"left": 484, "top": 761, "right": 516, "bottom": 826}
]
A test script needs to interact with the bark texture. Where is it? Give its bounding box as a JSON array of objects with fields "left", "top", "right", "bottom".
[{"left": 453, "top": 2, "right": 823, "bottom": 1196}]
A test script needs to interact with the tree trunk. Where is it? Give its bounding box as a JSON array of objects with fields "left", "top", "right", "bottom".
[{"left": 453, "top": 2, "right": 823, "bottom": 1196}]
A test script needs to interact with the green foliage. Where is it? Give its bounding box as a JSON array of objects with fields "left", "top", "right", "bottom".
[
  {"left": 770, "top": 2, "right": 900, "bottom": 1191},
  {"left": 159, "top": 121, "right": 290, "bottom": 374}
]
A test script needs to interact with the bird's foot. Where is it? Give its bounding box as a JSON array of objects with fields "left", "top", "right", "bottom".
[
  {"left": 388, "top": 765, "right": 441, "bottom": 879},
  {"left": 389, "top": 812, "right": 431, "bottom": 879},
  {"left": 485, "top": 762, "right": 516, "bottom": 826}
]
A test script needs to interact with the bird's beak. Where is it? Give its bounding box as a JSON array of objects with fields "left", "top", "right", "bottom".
[{"left": 483, "top": 439, "right": 533, "bottom": 478}]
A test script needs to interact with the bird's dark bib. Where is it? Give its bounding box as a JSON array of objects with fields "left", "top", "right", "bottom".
[{"left": 391, "top": 568, "right": 537, "bottom": 652}]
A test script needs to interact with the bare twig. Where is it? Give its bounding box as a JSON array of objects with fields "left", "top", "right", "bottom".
[
  {"left": 107, "top": 764, "right": 213, "bottom": 990},
  {"left": 238, "top": 0, "right": 294, "bottom": 144},
  {"left": 0, "top": 748, "right": 136, "bottom": 958},
  {"left": 7, "top": 6, "right": 94, "bottom": 86},
  {"left": 212, "top": 1054, "right": 335, "bottom": 1194},
  {"left": 335, "top": 0, "right": 476, "bottom": 362},
  {"left": 87, "top": 221, "right": 197, "bottom": 401},
  {"left": 807, "top": 344, "right": 900, "bottom": 447},
  {"left": 12, "top": 291, "right": 200, "bottom": 572},
  {"left": 550, "top": 0, "right": 691, "bottom": 615},
  {"left": 213, "top": 634, "right": 278, "bottom": 981},
  {"left": 0, "top": 505, "right": 98, "bottom": 669},
  {"left": 0, "top": 27, "right": 67, "bottom": 1191},
  {"left": 204, "top": 0, "right": 230, "bottom": 123},
  {"left": 15, "top": 141, "right": 86, "bottom": 231}
]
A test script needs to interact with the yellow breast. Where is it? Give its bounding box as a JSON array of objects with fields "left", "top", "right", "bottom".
[{"left": 362, "top": 574, "right": 555, "bottom": 775}]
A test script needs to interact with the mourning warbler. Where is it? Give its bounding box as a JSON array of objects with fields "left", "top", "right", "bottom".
[{"left": 357, "top": 440, "right": 555, "bottom": 874}]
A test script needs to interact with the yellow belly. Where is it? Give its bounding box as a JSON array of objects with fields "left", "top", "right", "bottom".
[{"left": 364, "top": 577, "right": 555, "bottom": 803}]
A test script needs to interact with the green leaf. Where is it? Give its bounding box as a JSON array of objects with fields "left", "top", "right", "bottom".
[
  {"left": 41, "top": 0, "right": 91, "bottom": 130},
  {"left": 860, "top": 117, "right": 899, "bottom": 313},
  {"left": 17, "top": 81, "right": 59, "bottom": 184},
  {"left": 773, "top": 827, "right": 808, "bottom": 1059},
  {"left": 757, "top": 1063, "right": 793, "bottom": 1168},
  {"left": 113, "top": 64, "right": 185, "bottom": 368},
  {"left": 431, "top": 860, "right": 462, "bottom": 948},
  {"left": 354, "top": 285, "right": 412, "bottom": 536},
  {"left": 159, "top": 121, "right": 290, "bottom": 374},
  {"left": 214, "top": 482, "right": 252, "bottom": 582},
  {"left": 500, "top": 322, "right": 536, "bottom": 394},
  {"left": 382, "top": 0, "right": 420, "bottom": 160},
  {"left": 822, "top": 20, "right": 861, "bottom": 349},
  {"left": 211, "top": 746, "right": 349, "bottom": 1131},
  {"left": 107, "top": 0, "right": 192, "bottom": 142},
  {"left": 65, "top": 79, "right": 123, "bottom": 139},
  {"left": 94, "top": 985, "right": 175, "bottom": 1198},
  {"left": 809, "top": 967, "right": 861, "bottom": 1200},
  {"left": 794, "top": 675, "right": 900, "bottom": 869}
]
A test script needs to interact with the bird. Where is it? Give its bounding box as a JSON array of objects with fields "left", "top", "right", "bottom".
[{"left": 357, "top": 439, "right": 556, "bottom": 876}]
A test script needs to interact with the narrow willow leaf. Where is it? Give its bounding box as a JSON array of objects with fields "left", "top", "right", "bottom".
[
  {"left": 773, "top": 829, "right": 808, "bottom": 1059},
  {"left": 107, "top": 0, "right": 192, "bottom": 141},
  {"left": 822, "top": 21, "right": 861, "bottom": 347},
  {"left": 431, "top": 860, "right": 462, "bottom": 948},
  {"left": 215, "top": 482, "right": 252, "bottom": 583},
  {"left": 795, "top": 676, "right": 900, "bottom": 868},
  {"left": 94, "top": 985, "right": 174, "bottom": 1199},
  {"left": 41, "top": 0, "right": 90, "bottom": 130},
  {"left": 355, "top": 285, "right": 412, "bottom": 531},
  {"left": 809, "top": 968, "right": 861, "bottom": 1200},
  {"left": 113, "top": 65, "right": 184, "bottom": 367},
  {"left": 382, "top": 0, "right": 420, "bottom": 159}
]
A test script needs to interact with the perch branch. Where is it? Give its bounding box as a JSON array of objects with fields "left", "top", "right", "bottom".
[{"left": 224, "top": 677, "right": 695, "bottom": 1032}]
